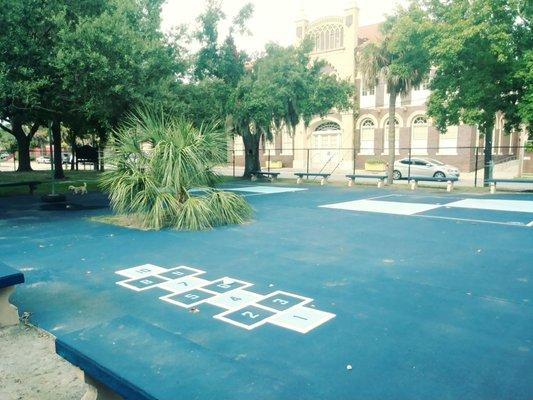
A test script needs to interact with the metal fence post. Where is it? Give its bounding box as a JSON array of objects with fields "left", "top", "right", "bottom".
[
  {"left": 232, "top": 150, "right": 235, "bottom": 178},
  {"left": 306, "top": 148, "right": 310, "bottom": 179},
  {"left": 474, "top": 146, "right": 479, "bottom": 187},
  {"left": 352, "top": 147, "right": 356, "bottom": 175},
  {"left": 407, "top": 146, "right": 412, "bottom": 180},
  {"left": 267, "top": 149, "right": 271, "bottom": 173}
]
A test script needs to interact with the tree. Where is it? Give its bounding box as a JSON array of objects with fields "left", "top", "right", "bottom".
[
  {"left": 359, "top": 3, "right": 432, "bottom": 184},
  {"left": 0, "top": 0, "right": 64, "bottom": 171},
  {"left": 100, "top": 109, "right": 252, "bottom": 230},
  {"left": 0, "top": 0, "right": 184, "bottom": 176},
  {"left": 231, "top": 41, "right": 352, "bottom": 177},
  {"left": 425, "top": 0, "right": 531, "bottom": 182}
]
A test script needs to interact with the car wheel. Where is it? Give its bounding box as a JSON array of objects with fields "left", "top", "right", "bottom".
[
  {"left": 393, "top": 170, "right": 402, "bottom": 180},
  {"left": 433, "top": 171, "right": 446, "bottom": 179}
]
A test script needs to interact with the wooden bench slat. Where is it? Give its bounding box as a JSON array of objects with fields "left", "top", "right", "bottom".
[
  {"left": 408, "top": 176, "right": 459, "bottom": 182},
  {"left": 0, "top": 181, "right": 41, "bottom": 194},
  {"left": 346, "top": 174, "right": 386, "bottom": 179}
]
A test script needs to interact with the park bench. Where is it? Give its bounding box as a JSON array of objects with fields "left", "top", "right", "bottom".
[
  {"left": 0, "top": 262, "right": 25, "bottom": 327},
  {"left": 346, "top": 174, "right": 387, "bottom": 188},
  {"left": 56, "top": 315, "right": 278, "bottom": 400},
  {"left": 408, "top": 176, "right": 458, "bottom": 192},
  {"left": 0, "top": 180, "right": 41, "bottom": 195},
  {"left": 486, "top": 178, "right": 533, "bottom": 194},
  {"left": 295, "top": 172, "right": 330, "bottom": 185},
  {"left": 251, "top": 171, "right": 280, "bottom": 181}
]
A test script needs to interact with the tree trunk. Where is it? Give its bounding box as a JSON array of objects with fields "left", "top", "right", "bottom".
[
  {"left": 11, "top": 117, "right": 32, "bottom": 172},
  {"left": 51, "top": 119, "right": 65, "bottom": 179},
  {"left": 15, "top": 134, "right": 32, "bottom": 172},
  {"left": 386, "top": 90, "right": 397, "bottom": 185},
  {"left": 483, "top": 124, "right": 494, "bottom": 185},
  {"left": 242, "top": 133, "right": 260, "bottom": 178}
]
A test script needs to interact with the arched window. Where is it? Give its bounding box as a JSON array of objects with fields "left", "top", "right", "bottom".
[
  {"left": 308, "top": 24, "right": 344, "bottom": 52},
  {"left": 315, "top": 121, "right": 341, "bottom": 131},
  {"left": 383, "top": 117, "right": 400, "bottom": 155},
  {"left": 411, "top": 115, "right": 428, "bottom": 155},
  {"left": 413, "top": 116, "right": 427, "bottom": 125},
  {"left": 360, "top": 119, "right": 375, "bottom": 155}
]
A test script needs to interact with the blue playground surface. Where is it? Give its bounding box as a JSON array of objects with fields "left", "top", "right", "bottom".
[{"left": 1, "top": 182, "right": 532, "bottom": 399}]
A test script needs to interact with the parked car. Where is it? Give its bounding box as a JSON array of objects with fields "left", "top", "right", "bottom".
[
  {"left": 393, "top": 158, "right": 460, "bottom": 180},
  {"left": 0, "top": 151, "right": 10, "bottom": 160},
  {"left": 36, "top": 156, "right": 51, "bottom": 164}
]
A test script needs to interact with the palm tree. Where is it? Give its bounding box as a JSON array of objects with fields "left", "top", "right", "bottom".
[
  {"left": 100, "top": 109, "right": 252, "bottom": 230},
  {"left": 359, "top": 4, "right": 431, "bottom": 184}
]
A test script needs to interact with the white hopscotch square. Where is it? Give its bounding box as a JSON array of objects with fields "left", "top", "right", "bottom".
[
  {"left": 160, "top": 289, "right": 216, "bottom": 308},
  {"left": 200, "top": 277, "right": 253, "bottom": 294},
  {"left": 213, "top": 304, "right": 278, "bottom": 330},
  {"left": 267, "top": 306, "right": 336, "bottom": 334},
  {"left": 115, "top": 264, "right": 168, "bottom": 279},
  {"left": 154, "top": 266, "right": 205, "bottom": 280},
  {"left": 158, "top": 276, "right": 211, "bottom": 294},
  {"left": 255, "top": 290, "right": 313, "bottom": 312},
  {"left": 320, "top": 199, "right": 442, "bottom": 215},
  {"left": 205, "top": 289, "right": 266, "bottom": 310}
]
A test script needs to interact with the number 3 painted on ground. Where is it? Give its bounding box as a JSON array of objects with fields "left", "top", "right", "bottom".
[{"left": 242, "top": 311, "right": 259, "bottom": 319}]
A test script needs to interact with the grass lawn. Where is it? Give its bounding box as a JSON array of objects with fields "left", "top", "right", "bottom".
[
  {"left": 0, "top": 170, "right": 102, "bottom": 197},
  {"left": 0, "top": 170, "right": 243, "bottom": 197}
]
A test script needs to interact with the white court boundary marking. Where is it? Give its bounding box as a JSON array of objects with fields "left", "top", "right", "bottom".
[
  {"left": 320, "top": 194, "right": 533, "bottom": 227},
  {"left": 227, "top": 186, "right": 307, "bottom": 195}
]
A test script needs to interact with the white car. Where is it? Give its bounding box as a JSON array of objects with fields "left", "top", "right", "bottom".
[
  {"left": 393, "top": 158, "right": 460, "bottom": 180},
  {"left": 36, "top": 156, "right": 51, "bottom": 164}
]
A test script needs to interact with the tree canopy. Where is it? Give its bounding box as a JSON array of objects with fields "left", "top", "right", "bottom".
[{"left": 425, "top": 0, "right": 532, "bottom": 180}]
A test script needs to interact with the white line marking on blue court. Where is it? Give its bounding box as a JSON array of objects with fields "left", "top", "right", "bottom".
[
  {"left": 414, "top": 214, "right": 530, "bottom": 227},
  {"left": 227, "top": 186, "right": 307, "bottom": 194},
  {"left": 445, "top": 199, "right": 533, "bottom": 213},
  {"left": 320, "top": 199, "right": 442, "bottom": 215}
]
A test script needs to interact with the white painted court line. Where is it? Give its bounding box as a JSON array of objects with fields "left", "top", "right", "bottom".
[
  {"left": 227, "top": 186, "right": 307, "bottom": 194},
  {"left": 414, "top": 214, "right": 529, "bottom": 227},
  {"left": 445, "top": 199, "right": 533, "bottom": 213},
  {"left": 320, "top": 199, "right": 442, "bottom": 215}
]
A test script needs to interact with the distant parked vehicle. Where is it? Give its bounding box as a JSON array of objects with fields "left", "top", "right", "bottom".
[
  {"left": 393, "top": 158, "right": 460, "bottom": 180},
  {"left": 36, "top": 156, "right": 51, "bottom": 164},
  {"left": 0, "top": 151, "right": 10, "bottom": 160}
]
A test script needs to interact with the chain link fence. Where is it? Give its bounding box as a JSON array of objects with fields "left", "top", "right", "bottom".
[{"left": 221, "top": 144, "right": 533, "bottom": 188}]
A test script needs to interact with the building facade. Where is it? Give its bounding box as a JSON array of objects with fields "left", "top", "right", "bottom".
[{"left": 231, "top": 3, "right": 519, "bottom": 173}]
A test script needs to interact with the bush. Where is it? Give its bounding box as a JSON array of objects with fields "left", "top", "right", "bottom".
[{"left": 100, "top": 109, "right": 252, "bottom": 230}]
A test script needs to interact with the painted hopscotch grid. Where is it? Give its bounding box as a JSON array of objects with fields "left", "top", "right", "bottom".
[
  {"left": 115, "top": 265, "right": 335, "bottom": 334},
  {"left": 320, "top": 197, "right": 533, "bottom": 227}
]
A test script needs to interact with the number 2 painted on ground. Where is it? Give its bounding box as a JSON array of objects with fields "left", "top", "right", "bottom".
[{"left": 242, "top": 311, "right": 260, "bottom": 319}]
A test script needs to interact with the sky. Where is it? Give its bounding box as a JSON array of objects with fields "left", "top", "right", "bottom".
[{"left": 161, "top": 0, "right": 406, "bottom": 53}]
